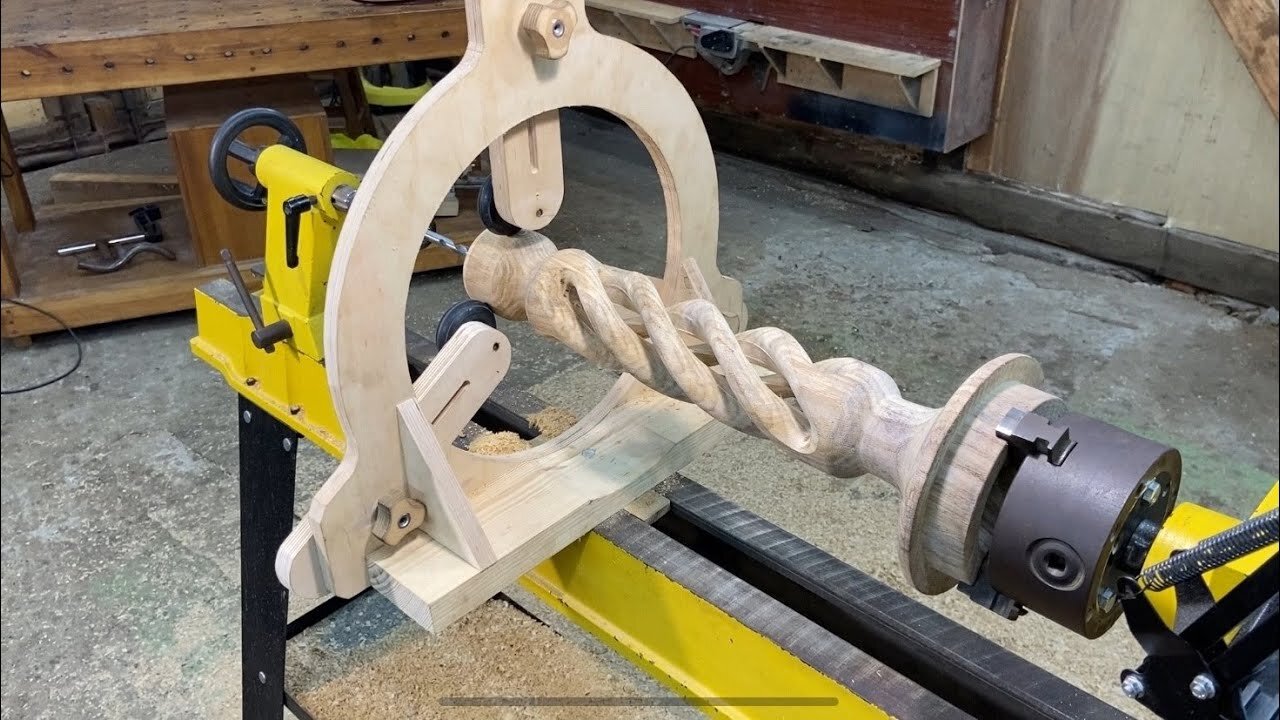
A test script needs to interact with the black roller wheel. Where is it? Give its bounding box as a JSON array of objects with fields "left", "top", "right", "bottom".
[
  {"left": 477, "top": 176, "right": 521, "bottom": 236},
  {"left": 435, "top": 300, "right": 498, "bottom": 350}
]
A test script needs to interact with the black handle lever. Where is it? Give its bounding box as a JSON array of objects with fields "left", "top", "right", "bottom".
[
  {"left": 282, "top": 195, "right": 315, "bottom": 269},
  {"left": 219, "top": 249, "right": 293, "bottom": 354}
]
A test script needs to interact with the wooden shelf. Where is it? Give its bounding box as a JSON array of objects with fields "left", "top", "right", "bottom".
[
  {"left": 1, "top": 198, "right": 484, "bottom": 338},
  {"left": 585, "top": 0, "right": 941, "bottom": 117}
]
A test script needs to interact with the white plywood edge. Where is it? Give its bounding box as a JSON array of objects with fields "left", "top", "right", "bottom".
[
  {"left": 587, "top": 0, "right": 690, "bottom": 24},
  {"left": 738, "top": 24, "right": 940, "bottom": 78}
]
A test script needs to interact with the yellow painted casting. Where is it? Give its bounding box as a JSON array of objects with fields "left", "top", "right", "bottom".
[
  {"left": 1145, "top": 482, "right": 1279, "bottom": 628},
  {"left": 255, "top": 145, "right": 359, "bottom": 361},
  {"left": 523, "top": 532, "right": 889, "bottom": 719},
  {"left": 191, "top": 288, "right": 344, "bottom": 456}
]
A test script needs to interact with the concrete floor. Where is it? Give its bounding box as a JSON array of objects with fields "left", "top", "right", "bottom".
[{"left": 2, "top": 112, "right": 1277, "bottom": 719}]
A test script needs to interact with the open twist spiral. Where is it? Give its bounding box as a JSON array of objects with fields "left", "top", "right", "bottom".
[{"left": 467, "top": 234, "right": 937, "bottom": 481}]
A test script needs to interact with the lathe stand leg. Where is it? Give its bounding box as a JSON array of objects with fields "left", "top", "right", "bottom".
[{"left": 238, "top": 395, "right": 299, "bottom": 720}]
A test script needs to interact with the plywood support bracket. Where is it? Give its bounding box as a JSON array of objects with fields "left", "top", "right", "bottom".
[
  {"left": 586, "top": 0, "right": 696, "bottom": 58},
  {"left": 737, "top": 24, "right": 941, "bottom": 117}
]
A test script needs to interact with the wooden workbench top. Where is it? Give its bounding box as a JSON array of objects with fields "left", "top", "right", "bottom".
[{"left": 1, "top": 0, "right": 468, "bottom": 100}]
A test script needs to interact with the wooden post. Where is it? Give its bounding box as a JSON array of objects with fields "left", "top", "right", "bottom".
[
  {"left": 1, "top": 225, "right": 18, "bottom": 298},
  {"left": 1207, "top": 0, "right": 1279, "bottom": 118},
  {"left": 0, "top": 112, "right": 35, "bottom": 233}
]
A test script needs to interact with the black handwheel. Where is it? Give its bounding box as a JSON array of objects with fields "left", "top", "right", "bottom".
[
  {"left": 477, "top": 176, "right": 522, "bottom": 236},
  {"left": 208, "top": 108, "right": 307, "bottom": 211},
  {"left": 435, "top": 300, "right": 498, "bottom": 350}
]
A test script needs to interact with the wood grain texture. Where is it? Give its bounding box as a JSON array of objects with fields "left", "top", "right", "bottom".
[
  {"left": 1, "top": 113, "right": 34, "bottom": 233},
  {"left": 1, "top": 0, "right": 468, "bottom": 101},
  {"left": 489, "top": 111, "right": 565, "bottom": 230},
  {"left": 286, "top": 0, "right": 744, "bottom": 601},
  {"left": 464, "top": 231, "right": 1060, "bottom": 590},
  {"left": 1, "top": 227, "right": 18, "bottom": 299},
  {"left": 370, "top": 377, "right": 729, "bottom": 632},
  {"left": 967, "top": 0, "right": 1280, "bottom": 252},
  {"left": 1208, "top": 0, "right": 1280, "bottom": 118},
  {"left": 49, "top": 173, "right": 180, "bottom": 204}
]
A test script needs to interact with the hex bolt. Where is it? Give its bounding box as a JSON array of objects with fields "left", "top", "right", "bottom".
[
  {"left": 1189, "top": 673, "right": 1217, "bottom": 701},
  {"left": 1121, "top": 673, "right": 1145, "bottom": 699},
  {"left": 242, "top": 410, "right": 252, "bottom": 424},
  {"left": 1097, "top": 586, "right": 1117, "bottom": 613},
  {"left": 282, "top": 438, "right": 293, "bottom": 452},
  {"left": 1138, "top": 478, "right": 1163, "bottom": 505}
]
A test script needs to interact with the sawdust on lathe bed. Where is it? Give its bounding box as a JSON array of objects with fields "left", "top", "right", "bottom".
[
  {"left": 529, "top": 407, "right": 577, "bottom": 438},
  {"left": 467, "top": 407, "right": 579, "bottom": 455},
  {"left": 467, "top": 431, "right": 531, "bottom": 455}
]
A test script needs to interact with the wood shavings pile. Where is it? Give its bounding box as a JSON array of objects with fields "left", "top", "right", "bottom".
[
  {"left": 466, "top": 407, "right": 579, "bottom": 456},
  {"left": 529, "top": 407, "right": 577, "bottom": 438}
]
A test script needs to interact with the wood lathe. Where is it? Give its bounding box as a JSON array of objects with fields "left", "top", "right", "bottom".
[{"left": 188, "top": 1, "right": 1279, "bottom": 718}]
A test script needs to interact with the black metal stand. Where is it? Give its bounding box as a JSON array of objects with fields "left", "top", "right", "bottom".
[
  {"left": 238, "top": 395, "right": 368, "bottom": 720},
  {"left": 235, "top": 342, "right": 534, "bottom": 720},
  {"left": 238, "top": 394, "right": 299, "bottom": 719}
]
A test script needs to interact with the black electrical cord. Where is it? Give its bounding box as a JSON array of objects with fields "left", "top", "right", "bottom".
[{"left": 0, "top": 299, "right": 83, "bottom": 394}]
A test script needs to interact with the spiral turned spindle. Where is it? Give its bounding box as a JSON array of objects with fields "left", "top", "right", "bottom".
[{"left": 462, "top": 230, "right": 1064, "bottom": 592}]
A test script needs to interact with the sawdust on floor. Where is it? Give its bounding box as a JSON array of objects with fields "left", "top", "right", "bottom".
[{"left": 289, "top": 601, "right": 693, "bottom": 720}]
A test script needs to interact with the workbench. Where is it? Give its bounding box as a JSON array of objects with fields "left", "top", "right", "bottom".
[{"left": 0, "top": 0, "right": 470, "bottom": 340}]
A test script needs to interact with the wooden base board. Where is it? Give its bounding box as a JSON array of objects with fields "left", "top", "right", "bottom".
[
  {"left": 697, "top": 109, "right": 1280, "bottom": 308},
  {"left": 369, "top": 378, "right": 730, "bottom": 633}
]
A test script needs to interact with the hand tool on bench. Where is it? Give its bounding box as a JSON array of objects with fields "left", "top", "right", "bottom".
[{"left": 55, "top": 204, "right": 174, "bottom": 273}]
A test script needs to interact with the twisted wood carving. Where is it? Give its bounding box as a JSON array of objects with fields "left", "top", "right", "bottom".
[{"left": 465, "top": 230, "right": 1064, "bottom": 591}]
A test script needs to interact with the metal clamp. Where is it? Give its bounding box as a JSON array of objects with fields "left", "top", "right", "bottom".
[{"left": 996, "top": 408, "right": 1076, "bottom": 466}]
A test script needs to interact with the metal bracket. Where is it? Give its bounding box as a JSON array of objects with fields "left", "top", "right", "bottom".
[
  {"left": 681, "top": 12, "right": 751, "bottom": 75},
  {"left": 996, "top": 408, "right": 1076, "bottom": 466}
]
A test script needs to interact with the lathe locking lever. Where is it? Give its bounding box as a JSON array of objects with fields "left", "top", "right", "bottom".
[
  {"left": 281, "top": 195, "right": 315, "bottom": 269},
  {"left": 218, "top": 248, "right": 293, "bottom": 354}
]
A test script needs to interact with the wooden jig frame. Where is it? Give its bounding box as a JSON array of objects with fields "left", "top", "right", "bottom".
[{"left": 277, "top": 0, "right": 745, "bottom": 631}]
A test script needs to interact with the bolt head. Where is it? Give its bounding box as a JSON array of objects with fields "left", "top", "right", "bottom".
[
  {"left": 1097, "top": 586, "right": 1118, "bottom": 613},
  {"left": 282, "top": 438, "right": 293, "bottom": 452},
  {"left": 242, "top": 410, "right": 252, "bottom": 424},
  {"left": 1121, "top": 673, "right": 1145, "bottom": 699},
  {"left": 1138, "top": 478, "right": 1163, "bottom": 505},
  {"left": 258, "top": 670, "right": 267, "bottom": 684},
  {"left": 1189, "top": 673, "right": 1217, "bottom": 701},
  {"left": 397, "top": 513, "right": 412, "bottom": 529},
  {"left": 551, "top": 19, "right": 565, "bottom": 37}
]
